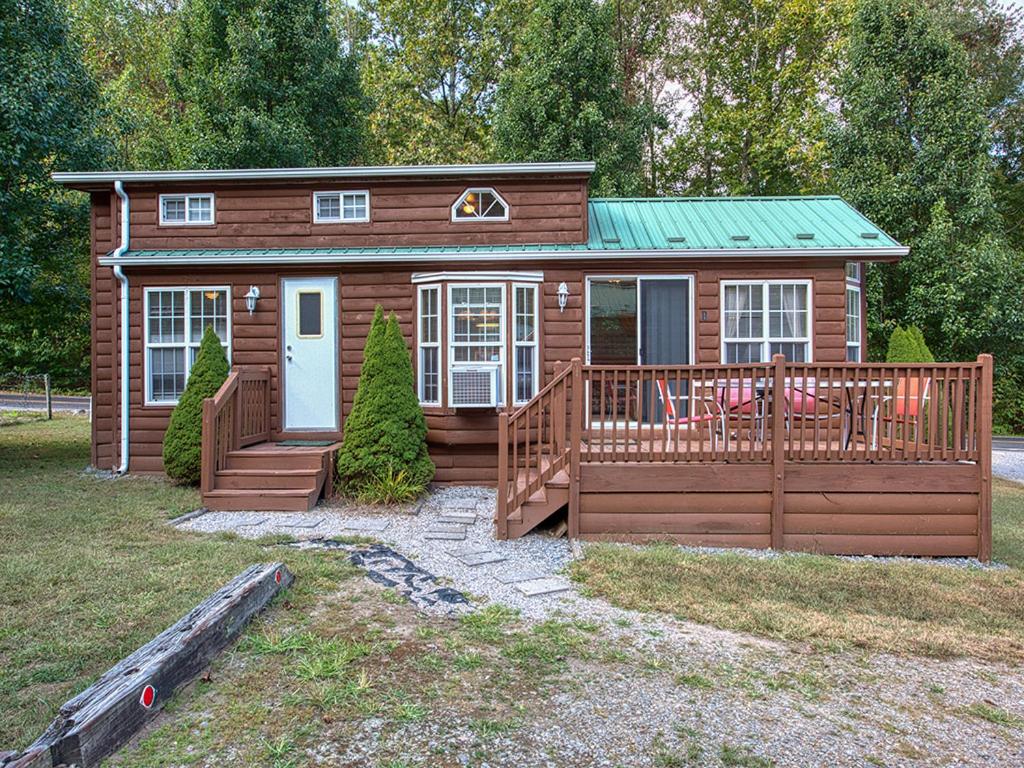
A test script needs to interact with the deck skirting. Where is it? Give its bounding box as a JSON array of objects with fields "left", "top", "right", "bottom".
[{"left": 577, "top": 461, "right": 983, "bottom": 557}]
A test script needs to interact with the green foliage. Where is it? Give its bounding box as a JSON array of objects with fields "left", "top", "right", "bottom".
[
  {"left": 0, "top": 0, "right": 112, "bottom": 389},
  {"left": 360, "top": 0, "right": 524, "bottom": 164},
  {"left": 492, "top": 0, "right": 648, "bottom": 196},
  {"left": 162, "top": 326, "right": 230, "bottom": 485},
  {"left": 662, "top": 0, "right": 849, "bottom": 195},
  {"left": 168, "top": 0, "right": 368, "bottom": 168},
  {"left": 357, "top": 467, "right": 423, "bottom": 504},
  {"left": 885, "top": 326, "right": 934, "bottom": 363},
  {"left": 831, "top": 0, "right": 1024, "bottom": 429},
  {"left": 337, "top": 307, "right": 434, "bottom": 498}
]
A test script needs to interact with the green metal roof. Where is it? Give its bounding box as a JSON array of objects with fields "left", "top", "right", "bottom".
[
  {"left": 103, "top": 196, "right": 904, "bottom": 265},
  {"left": 585, "top": 197, "right": 900, "bottom": 250}
]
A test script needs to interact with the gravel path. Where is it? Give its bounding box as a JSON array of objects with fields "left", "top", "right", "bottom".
[
  {"left": 176, "top": 490, "right": 1024, "bottom": 767},
  {"left": 993, "top": 448, "right": 1024, "bottom": 485}
]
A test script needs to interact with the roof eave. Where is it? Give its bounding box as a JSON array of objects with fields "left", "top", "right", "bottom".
[
  {"left": 52, "top": 162, "right": 597, "bottom": 188},
  {"left": 98, "top": 246, "right": 909, "bottom": 267}
]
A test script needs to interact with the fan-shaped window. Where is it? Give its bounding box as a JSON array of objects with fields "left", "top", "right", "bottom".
[{"left": 451, "top": 188, "right": 509, "bottom": 222}]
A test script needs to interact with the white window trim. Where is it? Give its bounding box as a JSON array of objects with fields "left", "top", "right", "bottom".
[
  {"left": 719, "top": 279, "right": 814, "bottom": 363},
  {"left": 312, "top": 190, "right": 370, "bottom": 223},
  {"left": 447, "top": 282, "right": 506, "bottom": 407},
  {"left": 417, "top": 285, "right": 441, "bottom": 405},
  {"left": 846, "top": 263, "right": 862, "bottom": 362},
  {"left": 512, "top": 283, "right": 540, "bottom": 405},
  {"left": 158, "top": 193, "right": 216, "bottom": 226},
  {"left": 144, "top": 286, "right": 231, "bottom": 406},
  {"left": 450, "top": 187, "right": 510, "bottom": 222}
]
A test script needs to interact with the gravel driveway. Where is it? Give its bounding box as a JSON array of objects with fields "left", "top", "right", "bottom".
[
  {"left": 175, "top": 490, "right": 1024, "bottom": 767},
  {"left": 993, "top": 437, "right": 1024, "bottom": 485}
]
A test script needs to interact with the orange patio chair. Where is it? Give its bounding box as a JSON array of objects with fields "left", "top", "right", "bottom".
[{"left": 870, "top": 376, "right": 931, "bottom": 449}]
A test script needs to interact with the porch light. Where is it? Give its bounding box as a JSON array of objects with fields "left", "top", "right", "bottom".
[
  {"left": 557, "top": 282, "right": 569, "bottom": 313},
  {"left": 244, "top": 285, "right": 260, "bottom": 315}
]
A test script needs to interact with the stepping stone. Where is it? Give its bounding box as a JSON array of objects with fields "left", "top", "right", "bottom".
[
  {"left": 235, "top": 515, "right": 269, "bottom": 527},
  {"left": 438, "top": 512, "right": 476, "bottom": 525},
  {"left": 451, "top": 550, "right": 507, "bottom": 567},
  {"left": 492, "top": 570, "right": 549, "bottom": 585},
  {"left": 342, "top": 518, "right": 391, "bottom": 533},
  {"left": 514, "top": 577, "right": 571, "bottom": 597},
  {"left": 279, "top": 516, "right": 324, "bottom": 529},
  {"left": 424, "top": 524, "right": 466, "bottom": 541}
]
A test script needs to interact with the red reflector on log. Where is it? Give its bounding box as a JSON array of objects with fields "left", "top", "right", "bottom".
[
  {"left": 140, "top": 685, "right": 156, "bottom": 708},
  {"left": 275, "top": 569, "right": 281, "bottom": 584}
]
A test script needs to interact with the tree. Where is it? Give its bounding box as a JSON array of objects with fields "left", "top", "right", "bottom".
[
  {"left": 886, "top": 326, "right": 935, "bottom": 362},
  {"left": 360, "top": 0, "right": 524, "bottom": 164},
  {"left": 661, "top": 0, "right": 848, "bottom": 196},
  {"left": 168, "top": 0, "right": 367, "bottom": 168},
  {"left": 492, "top": 0, "right": 647, "bottom": 195},
  {"left": 337, "top": 308, "right": 434, "bottom": 499},
  {"left": 830, "top": 0, "right": 1024, "bottom": 429},
  {"left": 0, "top": 0, "right": 112, "bottom": 389},
  {"left": 162, "top": 326, "right": 230, "bottom": 484}
]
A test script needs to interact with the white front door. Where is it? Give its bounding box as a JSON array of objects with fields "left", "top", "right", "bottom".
[{"left": 282, "top": 276, "right": 338, "bottom": 431}]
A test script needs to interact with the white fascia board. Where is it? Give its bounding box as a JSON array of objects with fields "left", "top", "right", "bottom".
[
  {"left": 411, "top": 271, "right": 544, "bottom": 283},
  {"left": 98, "top": 246, "right": 909, "bottom": 267},
  {"left": 52, "top": 162, "right": 596, "bottom": 185}
]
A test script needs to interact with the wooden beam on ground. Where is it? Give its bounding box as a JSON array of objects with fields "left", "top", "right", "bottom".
[{"left": 2, "top": 563, "right": 293, "bottom": 768}]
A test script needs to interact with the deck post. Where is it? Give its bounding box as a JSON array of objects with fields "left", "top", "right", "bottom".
[
  {"left": 770, "top": 354, "right": 786, "bottom": 551},
  {"left": 568, "top": 358, "right": 583, "bottom": 539},
  {"left": 201, "top": 398, "right": 215, "bottom": 496},
  {"left": 977, "top": 353, "right": 993, "bottom": 562},
  {"left": 497, "top": 411, "right": 509, "bottom": 540}
]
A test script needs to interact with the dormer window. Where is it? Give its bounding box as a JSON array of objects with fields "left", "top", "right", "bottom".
[
  {"left": 452, "top": 188, "right": 508, "bottom": 222},
  {"left": 160, "top": 194, "right": 214, "bottom": 225},
  {"left": 313, "top": 190, "right": 370, "bottom": 223}
]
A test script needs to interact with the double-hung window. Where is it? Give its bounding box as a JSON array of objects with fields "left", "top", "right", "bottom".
[
  {"left": 145, "top": 287, "right": 230, "bottom": 404},
  {"left": 722, "top": 281, "right": 811, "bottom": 362},
  {"left": 415, "top": 276, "right": 541, "bottom": 408},
  {"left": 513, "top": 284, "right": 539, "bottom": 403},
  {"left": 417, "top": 286, "right": 441, "bottom": 405},
  {"left": 313, "top": 190, "right": 370, "bottom": 223},
  {"left": 845, "top": 263, "right": 862, "bottom": 362},
  {"left": 159, "top": 194, "right": 214, "bottom": 225}
]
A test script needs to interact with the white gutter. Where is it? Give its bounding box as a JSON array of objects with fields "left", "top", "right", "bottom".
[
  {"left": 99, "top": 246, "right": 909, "bottom": 267},
  {"left": 51, "top": 161, "right": 596, "bottom": 185},
  {"left": 112, "top": 181, "right": 130, "bottom": 474}
]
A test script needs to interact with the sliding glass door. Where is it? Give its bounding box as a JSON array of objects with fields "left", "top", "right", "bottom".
[{"left": 587, "top": 276, "right": 692, "bottom": 423}]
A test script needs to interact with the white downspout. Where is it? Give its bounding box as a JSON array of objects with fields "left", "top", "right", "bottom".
[{"left": 112, "top": 181, "right": 130, "bottom": 474}]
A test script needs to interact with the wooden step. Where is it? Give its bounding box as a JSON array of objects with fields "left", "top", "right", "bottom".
[
  {"left": 224, "top": 450, "right": 324, "bottom": 471},
  {"left": 214, "top": 468, "right": 322, "bottom": 490},
  {"left": 507, "top": 485, "right": 569, "bottom": 539},
  {"left": 203, "top": 487, "right": 321, "bottom": 512}
]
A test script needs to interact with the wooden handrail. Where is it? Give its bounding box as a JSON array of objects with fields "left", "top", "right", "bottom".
[
  {"left": 497, "top": 359, "right": 580, "bottom": 539},
  {"left": 201, "top": 366, "right": 271, "bottom": 494}
]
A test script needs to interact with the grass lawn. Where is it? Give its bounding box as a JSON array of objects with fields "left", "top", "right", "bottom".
[
  {"left": 0, "top": 415, "right": 356, "bottom": 750},
  {"left": 571, "top": 481, "right": 1024, "bottom": 661}
]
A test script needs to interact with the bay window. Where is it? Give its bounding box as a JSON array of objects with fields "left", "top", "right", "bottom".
[
  {"left": 415, "top": 276, "right": 540, "bottom": 408},
  {"left": 145, "top": 287, "right": 230, "bottom": 404},
  {"left": 722, "top": 280, "right": 811, "bottom": 363}
]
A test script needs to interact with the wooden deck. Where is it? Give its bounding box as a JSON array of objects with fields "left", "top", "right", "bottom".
[{"left": 498, "top": 356, "right": 994, "bottom": 559}]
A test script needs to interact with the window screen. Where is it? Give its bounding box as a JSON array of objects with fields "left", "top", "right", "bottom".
[{"left": 298, "top": 291, "right": 322, "bottom": 337}]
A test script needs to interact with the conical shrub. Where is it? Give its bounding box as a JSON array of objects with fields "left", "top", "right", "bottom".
[
  {"left": 337, "top": 308, "right": 434, "bottom": 499},
  {"left": 162, "top": 325, "right": 229, "bottom": 484},
  {"left": 886, "top": 325, "right": 935, "bottom": 363}
]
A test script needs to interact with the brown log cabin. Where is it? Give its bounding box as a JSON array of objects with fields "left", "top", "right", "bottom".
[{"left": 54, "top": 162, "right": 993, "bottom": 559}]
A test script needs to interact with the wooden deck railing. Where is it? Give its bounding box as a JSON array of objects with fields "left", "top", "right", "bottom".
[
  {"left": 200, "top": 366, "right": 272, "bottom": 494},
  {"left": 496, "top": 360, "right": 581, "bottom": 539}
]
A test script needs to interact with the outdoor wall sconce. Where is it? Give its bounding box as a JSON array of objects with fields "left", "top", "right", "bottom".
[
  {"left": 557, "top": 281, "right": 569, "bottom": 313},
  {"left": 245, "top": 285, "right": 260, "bottom": 315}
]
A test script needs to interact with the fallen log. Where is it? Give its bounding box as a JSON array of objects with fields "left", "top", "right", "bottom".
[{"left": 2, "top": 562, "right": 293, "bottom": 768}]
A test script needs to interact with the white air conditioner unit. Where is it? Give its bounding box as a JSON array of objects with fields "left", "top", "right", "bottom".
[{"left": 450, "top": 364, "right": 501, "bottom": 408}]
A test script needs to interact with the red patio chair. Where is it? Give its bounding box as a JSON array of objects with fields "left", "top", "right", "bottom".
[{"left": 656, "top": 379, "right": 727, "bottom": 450}]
